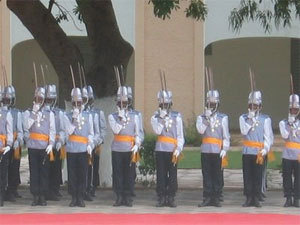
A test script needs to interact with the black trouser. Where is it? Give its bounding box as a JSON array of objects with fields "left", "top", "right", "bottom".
[
  {"left": 155, "top": 151, "right": 177, "bottom": 198},
  {"left": 112, "top": 151, "right": 133, "bottom": 198},
  {"left": 201, "top": 153, "right": 222, "bottom": 199},
  {"left": 7, "top": 148, "right": 21, "bottom": 193},
  {"left": 49, "top": 149, "right": 62, "bottom": 195},
  {"left": 261, "top": 156, "right": 268, "bottom": 194},
  {"left": 86, "top": 149, "right": 99, "bottom": 193},
  {"left": 92, "top": 151, "right": 100, "bottom": 188},
  {"left": 0, "top": 153, "right": 9, "bottom": 195},
  {"left": 28, "top": 148, "right": 50, "bottom": 196},
  {"left": 282, "top": 158, "right": 300, "bottom": 199},
  {"left": 130, "top": 162, "right": 136, "bottom": 195},
  {"left": 242, "top": 154, "right": 263, "bottom": 198},
  {"left": 67, "top": 152, "right": 88, "bottom": 199}
]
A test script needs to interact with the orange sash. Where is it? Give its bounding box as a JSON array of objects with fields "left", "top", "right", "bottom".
[
  {"left": 202, "top": 137, "right": 222, "bottom": 149},
  {"left": 114, "top": 135, "right": 135, "bottom": 147},
  {"left": 69, "top": 135, "right": 88, "bottom": 144},
  {"left": 29, "top": 133, "right": 49, "bottom": 142},
  {"left": 243, "top": 140, "right": 264, "bottom": 149}
]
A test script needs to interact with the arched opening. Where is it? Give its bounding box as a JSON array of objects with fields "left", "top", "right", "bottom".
[{"left": 205, "top": 37, "right": 297, "bottom": 131}]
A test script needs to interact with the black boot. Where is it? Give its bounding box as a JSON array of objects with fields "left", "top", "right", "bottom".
[
  {"left": 253, "top": 197, "right": 262, "bottom": 208},
  {"left": 5, "top": 191, "right": 16, "bottom": 202},
  {"left": 13, "top": 190, "right": 22, "bottom": 198},
  {"left": 39, "top": 195, "right": 47, "bottom": 206},
  {"left": 213, "top": 197, "right": 222, "bottom": 207},
  {"left": 168, "top": 196, "right": 177, "bottom": 208},
  {"left": 242, "top": 196, "right": 252, "bottom": 207},
  {"left": 90, "top": 187, "right": 96, "bottom": 197},
  {"left": 113, "top": 194, "right": 122, "bottom": 207},
  {"left": 156, "top": 196, "right": 165, "bottom": 207},
  {"left": 77, "top": 195, "right": 85, "bottom": 207},
  {"left": 31, "top": 195, "right": 39, "bottom": 206},
  {"left": 294, "top": 198, "right": 300, "bottom": 208},
  {"left": 124, "top": 196, "right": 133, "bottom": 207},
  {"left": 84, "top": 192, "right": 93, "bottom": 201},
  {"left": 0, "top": 192, "right": 4, "bottom": 207},
  {"left": 198, "top": 197, "right": 211, "bottom": 207},
  {"left": 69, "top": 195, "right": 77, "bottom": 207},
  {"left": 284, "top": 197, "right": 293, "bottom": 207}
]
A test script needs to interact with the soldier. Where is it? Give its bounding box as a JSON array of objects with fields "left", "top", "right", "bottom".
[
  {"left": 23, "top": 86, "right": 56, "bottom": 206},
  {"left": 63, "top": 87, "right": 94, "bottom": 207},
  {"left": 0, "top": 86, "right": 13, "bottom": 207},
  {"left": 86, "top": 85, "right": 106, "bottom": 197},
  {"left": 239, "top": 90, "right": 273, "bottom": 207},
  {"left": 81, "top": 86, "right": 94, "bottom": 202},
  {"left": 196, "top": 89, "right": 230, "bottom": 207},
  {"left": 151, "top": 89, "right": 184, "bottom": 208},
  {"left": 45, "top": 85, "right": 65, "bottom": 200},
  {"left": 127, "top": 86, "right": 144, "bottom": 196},
  {"left": 279, "top": 93, "right": 300, "bottom": 208},
  {"left": 108, "top": 86, "right": 142, "bottom": 207},
  {"left": 3, "top": 85, "right": 23, "bottom": 202}
]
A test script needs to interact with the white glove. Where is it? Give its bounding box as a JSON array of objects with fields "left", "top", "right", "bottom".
[
  {"left": 56, "top": 142, "right": 62, "bottom": 151},
  {"left": 288, "top": 114, "right": 296, "bottom": 124},
  {"left": 248, "top": 109, "right": 256, "bottom": 119},
  {"left": 72, "top": 108, "right": 80, "bottom": 119},
  {"left": 32, "top": 102, "right": 41, "bottom": 113},
  {"left": 220, "top": 150, "right": 227, "bottom": 159},
  {"left": 131, "top": 145, "right": 139, "bottom": 154},
  {"left": 46, "top": 144, "right": 53, "bottom": 155},
  {"left": 260, "top": 149, "right": 267, "bottom": 157},
  {"left": 173, "top": 149, "right": 180, "bottom": 158},
  {"left": 13, "top": 140, "right": 20, "bottom": 149},
  {"left": 3, "top": 146, "right": 11, "bottom": 155},
  {"left": 205, "top": 108, "right": 212, "bottom": 118},
  {"left": 118, "top": 108, "right": 126, "bottom": 120},
  {"left": 159, "top": 108, "right": 168, "bottom": 119},
  {"left": 87, "top": 145, "right": 92, "bottom": 155}
]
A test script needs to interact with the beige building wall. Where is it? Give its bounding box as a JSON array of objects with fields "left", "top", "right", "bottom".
[
  {"left": 205, "top": 37, "right": 290, "bottom": 130},
  {"left": 135, "top": 0, "right": 205, "bottom": 132},
  {"left": 0, "top": 0, "right": 11, "bottom": 82}
]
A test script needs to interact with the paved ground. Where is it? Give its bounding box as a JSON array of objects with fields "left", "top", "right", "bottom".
[{"left": 0, "top": 188, "right": 299, "bottom": 215}]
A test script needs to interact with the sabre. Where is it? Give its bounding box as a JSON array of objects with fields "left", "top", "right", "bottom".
[
  {"left": 205, "top": 67, "right": 211, "bottom": 111},
  {"left": 70, "top": 65, "right": 78, "bottom": 108},
  {"left": 40, "top": 65, "right": 46, "bottom": 87},
  {"left": 159, "top": 69, "right": 165, "bottom": 110},
  {"left": 114, "top": 66, "right": 123, "bottom": 110},
  {"left": 78, "top": 62, "right": 83, "bottom": 89}
]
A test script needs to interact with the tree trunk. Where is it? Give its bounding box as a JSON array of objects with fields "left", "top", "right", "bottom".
[
  {"left": 77, "top": 0, "right": 133, "bottom": 97},
  {"left": 7, "top": 0, "right": 83, "bottom": 107}
]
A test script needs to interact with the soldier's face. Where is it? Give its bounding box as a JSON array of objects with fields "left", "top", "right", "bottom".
[
  {"left": 248, "top": 104, "right": 259, "bottom": 111},
  {"left": 117, "top": 101, "right": 128, "bottom": 108},
  {"left": 2, "top": 98, "right": 10, "bottom": 106},
  {"left": 290, "top": 108, "right": 299, "bottom": 115},
  {"left": 35, "top": 96, "right": 44, "bottom": 104},
  {"left": 206, "top": 102, "right": 217, "bottom": 110},
  {"left": 44, "top": 98, "right": 53, "bottom": 105},
  {"left": 72, "top": 101, "right": 82, "bottom": 108}
]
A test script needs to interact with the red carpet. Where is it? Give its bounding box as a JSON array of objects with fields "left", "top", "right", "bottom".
[{"left": 0, "top": 213, "right": 299, "bottom": 225}]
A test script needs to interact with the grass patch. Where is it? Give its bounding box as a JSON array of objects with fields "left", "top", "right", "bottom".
[{"left": 178, "top": 150, "right": 282, "bottom": 170}]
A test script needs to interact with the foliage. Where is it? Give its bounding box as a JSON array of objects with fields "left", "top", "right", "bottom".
[
  {"left": 184, "top": 117, "right": 202, "bottom": 147},
  {"left": 138, "top": 133, "right": 157, "bottom": 186},
  {"left": 148, "top": 0, "right": 207, "bottom": 21},
  {"left": 229, "top": 0, "right": 300, "bottom": 33}
]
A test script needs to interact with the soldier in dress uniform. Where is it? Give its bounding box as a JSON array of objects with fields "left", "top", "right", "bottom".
[
  {"left": 127, "top": 86, "right": 144, "bottom": 196},
  {"left": 108, "top": 86, "right": 142, "bottom": 207},
  {"left": 196, "top": 89, "right": 230, "bottom": 207},
  {"left": 0, "top": 86, "right": 13, "bottom": 207},
  {"left": 86, "top": 85, "right": 106, "bottom": 197},
  {"left": 239, "top": 90, "right": 273, "bottom": 207},
  {"left": 151, "top": 89, "right": 184, "bottom": 208},
  {"left": 279, "top": 93, "right": 300, "bottom": 208},
  {"left": 23, "top": 86, "right": 56, "bottom": 206},
  {"left": 3, "top": 85, "right": 23, "bottom": 202},
  {"left": 63, "top": 87, "right": 94, "bottom": 207},
  {"left": 45, "top": 85, "right": 65, "bottom": 200}
]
